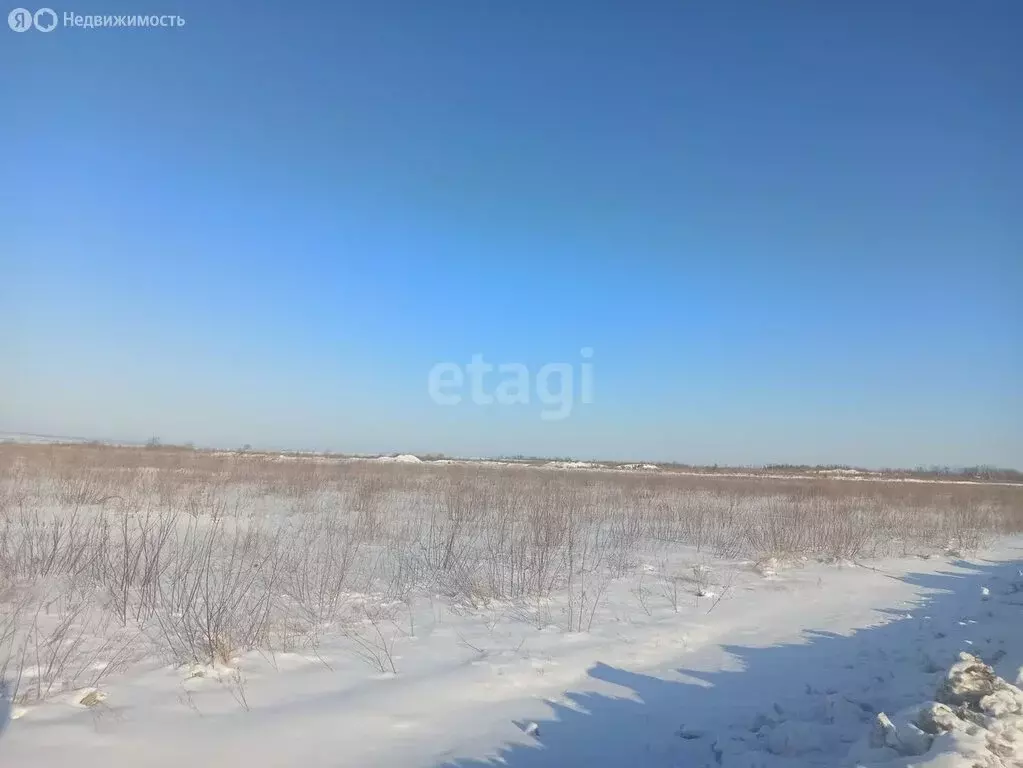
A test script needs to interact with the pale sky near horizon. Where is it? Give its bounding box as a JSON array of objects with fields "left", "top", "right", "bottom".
[{"left": 3, "top": 1, "right": 1021, "bottom": 468}]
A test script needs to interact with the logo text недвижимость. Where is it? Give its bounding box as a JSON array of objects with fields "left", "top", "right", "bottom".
[{"left": 8, "top": 8, "right": 185, "bottom": 31}]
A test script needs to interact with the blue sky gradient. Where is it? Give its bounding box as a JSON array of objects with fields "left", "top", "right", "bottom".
[{"left": 3, "top": 1, "right": 1020, "bottom": 466}]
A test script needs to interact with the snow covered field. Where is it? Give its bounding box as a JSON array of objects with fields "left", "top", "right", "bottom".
[{"left": 1, "top": 445, "right": 1021, "bottom": 767}]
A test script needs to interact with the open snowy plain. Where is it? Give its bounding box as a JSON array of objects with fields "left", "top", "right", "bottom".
[{"left": 1, "top": 444, "right": 1021, "bottom": 767}]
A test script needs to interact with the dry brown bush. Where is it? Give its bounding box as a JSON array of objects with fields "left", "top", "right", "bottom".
[{"left": 0, "top": 443, "right": 1019, "bottom": 692}]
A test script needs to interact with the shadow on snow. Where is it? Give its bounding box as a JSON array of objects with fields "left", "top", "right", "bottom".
[{"left": 439, "top": 557, "right": 1023, "bottom": 768}]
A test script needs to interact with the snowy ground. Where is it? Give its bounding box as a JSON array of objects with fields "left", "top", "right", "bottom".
[{"left": 3, "top": 540, "right": 1020, "bottom": 768}]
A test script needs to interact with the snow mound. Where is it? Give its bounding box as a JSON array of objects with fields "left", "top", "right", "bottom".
[
  {"left": 375, "top": 454, "right": 422, "bottom": 464},
  {"left": 848, "top": 653, "right": 1023, "bottom": 767}
]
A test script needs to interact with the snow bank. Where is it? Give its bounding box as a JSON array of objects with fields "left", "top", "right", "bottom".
[
  {"left": 374, "top": 454, "right": 422, "bottom": 464},
  {"left": 848, "top": 653, "right": 1023, "bottom": 767}
]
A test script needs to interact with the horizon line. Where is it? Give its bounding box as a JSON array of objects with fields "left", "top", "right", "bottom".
[{"left": 1, "top": 429, "right": 1020, "bottom": 477}]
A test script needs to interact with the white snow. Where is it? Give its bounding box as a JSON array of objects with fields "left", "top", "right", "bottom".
[
  {"left": 375, "top": 454, "right": 423, "bottom": 464},
  {"left": 3, "top": 540, "right": 1020, "bottom": 768}
]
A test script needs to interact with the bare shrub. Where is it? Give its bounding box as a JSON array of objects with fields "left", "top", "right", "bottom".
[
  {"left": 279, "top": 505, "right": 366, "bottom": 627},
  {"left": 338, "top": 602, "right": 399, "bottom": 674},
  {"left": 96, "top": 503, "right": 175, "bottom": 625},
  {"left": 0, "top": 442, "right": 1019, "bottom": 703},
  {"left": 151, "top": 519, "right": 282, "bottom": 665},
  {"left": 0, "top": 584, "right": 138, "bottom": 705}
]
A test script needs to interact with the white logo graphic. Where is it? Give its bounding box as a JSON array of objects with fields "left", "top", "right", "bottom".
[
  {"left": 8, "top": 7, "right": 32, "bottom": 30},
  {"left": 33, "top": 7, "right": 56, "bottom": 30},
  {"left": 8, "top": 6, "right": 56, "bottom": 31},
  {"left": 428, "top": 348, "right": 595, "bottom": 421}
]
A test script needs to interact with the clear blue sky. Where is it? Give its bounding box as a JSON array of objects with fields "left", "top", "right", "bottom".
[{"left": 2, "top": 1, "right": 1020, "bottom": 467}]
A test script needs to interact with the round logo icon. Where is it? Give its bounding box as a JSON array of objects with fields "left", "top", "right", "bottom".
[
  {"left": 33, "top": 7, "right": 57, "bottom": 31},
  {"left": 8, "top": 7, "right": 33, "bottom": 31}
]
